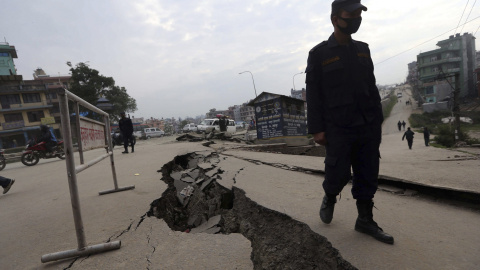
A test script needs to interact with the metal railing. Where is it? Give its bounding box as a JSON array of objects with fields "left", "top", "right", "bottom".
[{"left": 41, "top": 88, "right": 135, "bottom": 263}]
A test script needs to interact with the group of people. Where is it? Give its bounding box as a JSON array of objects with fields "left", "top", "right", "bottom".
[
  {"left": 398, "top": 121, "right": 431, "bottom": 149},
  {"left": 402, "top": 127, "right": 431, "bottom": 149}
]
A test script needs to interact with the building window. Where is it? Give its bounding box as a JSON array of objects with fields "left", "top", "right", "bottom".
[
  {"left": 50, "top": 105, "right": 60, "bottom": 114},
  {"left": 0, "top": 94, "right": 21, "bottom": 105},
  {"left": 47, "top": 92, "right": 57, "bottom": 99},
  {"left": 430, "top": 56, "right": 437, "bottom": 62},
  {"left": 425, "top": 86, "right": 434, "bottom": 95},
  {"left": 22, "top": 93, "right": 41, "bottom": 103},
  {"left": 27, "top": 110, "right": 45, "bottom": 122},
  {"left": 0, "top": 52, "right": 8, "bottom": 56},
  {"left": 4, "top": 112, "right": 23, "bottom": 122}
]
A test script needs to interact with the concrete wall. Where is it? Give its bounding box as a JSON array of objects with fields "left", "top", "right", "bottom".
[{"left": 422, "top": 101, "right": 449, "bottom": 113}]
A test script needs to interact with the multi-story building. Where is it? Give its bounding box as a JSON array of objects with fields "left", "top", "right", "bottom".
[
  {"left": 32, "top": 68, "right": 71, "bottom": 125},
  {"left": 239, "top": 101, "right": 255, "bottom": 122},
  {"left": 0, "top": 44, "right": 61, "bottom": 149},
  {"left": 476, "top": 51, "right": 480, "bottom": 68},
  {"left": 417, "top": 33, "right": 477, "bottom": 103},
  {"left": 205, "top": 108, "right": 229, "bottom": 119},
  {"left": 144, "top": 117, "right": 165, "bottom": 130},
  {"left": 290, "top": 88, "right": 307, "bottom": 111},
  {"left": 406, "top": 61, "right": 418, "bottom": 84}
]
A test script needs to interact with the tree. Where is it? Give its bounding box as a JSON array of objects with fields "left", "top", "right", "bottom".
[{"left": 67, "top": 62, "right": 137, "bottom": 121}]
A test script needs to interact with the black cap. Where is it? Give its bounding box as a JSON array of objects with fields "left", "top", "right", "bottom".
[{"left": 332, "top": 0, "right": 367, "bottom": 14}]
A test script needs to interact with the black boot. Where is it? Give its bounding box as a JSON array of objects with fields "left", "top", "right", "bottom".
[
  {"left": 355, "top": 200, "right": 394, "bottom": 244},
  {"left": 131, "top": 145, "right": 134, "bottom": 153},
  {"left": 122, "top": 147, "right": 128, "bottom": 154},
  {"left": 319, "top": 194, "right": 336, "bottom": 224}
]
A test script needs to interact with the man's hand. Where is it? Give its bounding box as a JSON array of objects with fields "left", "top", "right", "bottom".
[{"left": 313, "top": 132, "right": 327, "bottom": 146}]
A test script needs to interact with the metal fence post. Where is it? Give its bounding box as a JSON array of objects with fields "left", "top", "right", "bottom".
[
  {"left": 74, "top": 102, "right": 84, "bottom": 164},
  {"left": 57, "top": 89, "right": 87, "bottom": 250}
]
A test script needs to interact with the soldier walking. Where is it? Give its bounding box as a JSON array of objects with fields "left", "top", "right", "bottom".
[{"left": 306, "top": 0, "right": 393, "bottom": 244}]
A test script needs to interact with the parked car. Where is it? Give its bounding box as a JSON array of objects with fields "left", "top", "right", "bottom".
[
  {"left": 142, "top": 128, "right": 164, "bottom": 139},
  {"left": 182, "top": 123, "right": 198, "bottom": 133},
  {"left": 197, "top": 118, "right": 236, "bottom": 133},
  {"left": 133, "top": 124, "right": 150, "bottom": 138}
]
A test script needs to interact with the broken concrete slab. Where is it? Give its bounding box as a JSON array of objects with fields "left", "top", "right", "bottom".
[
  {"left": 181, "top": 176, "right": 195, "bottom": 183},
  {"left": 200, "top": 178, "right": 214, "bottom": 191},
  {"left": 187, "top": 169, "right": 200, "bottom": 180},
  {"left": 190, "top": 215, "right": 222, "bottom": 234}
]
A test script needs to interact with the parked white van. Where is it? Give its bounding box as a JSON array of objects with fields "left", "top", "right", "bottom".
[
  {"left": 197, "top": 118, "right": 236, "bottom": 133},
  {"left": 142, "top": 128, "right": 164, "bottom": 139}
]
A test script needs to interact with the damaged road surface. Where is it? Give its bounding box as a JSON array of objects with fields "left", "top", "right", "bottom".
[
  {"left": 149, "top": 151, "right": 356, "bottom": 270},
  {"left": 64, "top": 144, "right": 480, "bottom": 270}
]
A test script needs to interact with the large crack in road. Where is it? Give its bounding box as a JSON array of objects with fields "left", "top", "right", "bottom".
[{"left": 148, "top": 151, "right": 356, "bottom": 269}]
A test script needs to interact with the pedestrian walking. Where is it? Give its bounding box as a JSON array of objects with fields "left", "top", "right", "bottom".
[
  {"left": 0, "top": 176, "right": 15, "bottom": 194},
  {"left": 119, "top": 112, "right": 134, "bottom": 154},
  {"left": 397, "top": 121, "right": 402, "bottom": 131},
  {"left": 402, "top": 127, "right": 415, "bottom": 149},
  {"left": 423, "top": 127, "right": 430, "bottom": 146},
  {"left": 402, "top": 121, "right": 406, "bottom": 131},
  {"left": 305, "top": 0, "right": 393, "bottom": 244}
]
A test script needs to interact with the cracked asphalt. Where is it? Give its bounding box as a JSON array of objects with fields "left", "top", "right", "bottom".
[{"left": 1, "top": 86, "right": 479, "bottom": 269}]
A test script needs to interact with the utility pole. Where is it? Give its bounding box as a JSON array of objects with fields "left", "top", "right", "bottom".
[{"left": 453, "top": 73, "right": 461, "bottom": 142}]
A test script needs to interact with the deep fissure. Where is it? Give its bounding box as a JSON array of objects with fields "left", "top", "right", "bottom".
[{"left": 148, "top": 151, "right": 356, "bottom": 269}]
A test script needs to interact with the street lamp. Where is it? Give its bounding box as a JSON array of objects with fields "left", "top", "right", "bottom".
[
  {"left": 239, "top": 71, "right": 257, "bottom": 97},
  {"left": 293, "top": 72, "right": 303, "bottom": 90}
]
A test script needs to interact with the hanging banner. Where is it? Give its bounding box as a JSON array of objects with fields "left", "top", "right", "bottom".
[{"left": 79, "top": 117, "right": 106, "bottom": 151}]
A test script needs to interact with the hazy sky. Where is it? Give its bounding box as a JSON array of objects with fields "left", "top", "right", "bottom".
[{"left": 3, "top": 0, "right": 480, "bottom": 119}]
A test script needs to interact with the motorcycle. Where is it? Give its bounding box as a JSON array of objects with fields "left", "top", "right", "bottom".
[
  {"left": 21, "top": 139, "right": 65, "bottom": 166},
  {"left": 0, "top": 149, "right": 5, "bottom": 171},
  {"left": 111, "top": 131, "right": 136, "bottom": 149}
]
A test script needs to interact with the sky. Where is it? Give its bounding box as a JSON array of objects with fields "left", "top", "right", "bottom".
[{"left": 3, "top": 0, "right": 480, "bottom": 119}]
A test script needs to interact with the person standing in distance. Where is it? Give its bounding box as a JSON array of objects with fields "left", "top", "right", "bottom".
[
  {"left": 305, "top": 0, "right": 394, "bottom": 244},
  {"left": 119, "top": 112, "right": 134, "bottom": 154},
  {"left": 402, "top": 127, "right": 415, "bottom": 149}
]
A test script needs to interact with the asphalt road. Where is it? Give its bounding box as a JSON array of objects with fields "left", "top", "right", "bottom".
[{"left": 1, "top": 92, "right": 479, "bottom": 269}]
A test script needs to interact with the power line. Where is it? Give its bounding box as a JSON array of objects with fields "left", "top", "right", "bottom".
[
  {"left": 474, "top": 24, "right": 480, "bottom": 36},
  {"left": 460, "top": 0, "right": 477, "bottom": 33},
  {"left": 375, "top": 15, "right": 480, "bottom": 66},
  {"left": 454, "top": 0, "right": 470, "bottom": 34}
]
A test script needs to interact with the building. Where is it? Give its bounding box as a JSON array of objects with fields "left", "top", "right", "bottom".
[
  {"left": 0, "top": 80, "right": 60, "bottom": 149},
  {"left": 247, "top": 92, "right": 307, "bottom": 146},
  {"left": 417, "top": 33, "right": 477, "bottom": 104},
  {"left": 290, "top": 88, "right": 307, "bottom": 111},
  {"left": 239, "top": 101, "right": 255, "bottom": 122},
  {"left": 144, "top": 117, "right": 165, "bottom": 130},
  {"left": 406, "top": 61, "right": 418, "bottom": 84},
  {"left": 0, "top": 43, "right": 62, "bottom": 149},
  {"left": 205, "top": 108, "right": 229, "bottom": 119},
  {"left": 0, "top": 43, "right": 22, "bottom": 78},
  {"left": 476, "top": 51, "right": 480, "bottom": 68},
  {"left": 32, "top": 68, "right": 71, "bottom": 125}
]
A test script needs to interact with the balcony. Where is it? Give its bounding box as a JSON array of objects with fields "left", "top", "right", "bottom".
[
  {"left": 0, "top": 101, "right": 52, "bottom": 112},
  {"left": 418, "top": 57, "right": 462, "bottom": 68}
]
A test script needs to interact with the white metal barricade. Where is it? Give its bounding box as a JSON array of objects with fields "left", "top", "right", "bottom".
[{"left": 41, "top": 88, "right": 135, "bottom": 263}]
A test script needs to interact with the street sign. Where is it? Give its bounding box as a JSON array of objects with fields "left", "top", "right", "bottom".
[{"left": 41, "top": 117, "right": 56, "bottom": 125}]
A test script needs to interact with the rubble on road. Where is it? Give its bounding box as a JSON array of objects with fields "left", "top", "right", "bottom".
[{"left": 148, "top": 151, "right": 357, "bottom": 270}]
